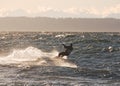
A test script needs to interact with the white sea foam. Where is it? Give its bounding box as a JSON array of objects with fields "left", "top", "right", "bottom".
[
  {"left": 55, "top": 33, "right": 73, "bottom": 38},
  {"left": 0, "top": 46, "right": 77, "bottom": 68},
  {"left": 55, "top": 34, "right": 66, "bottom": 38}
]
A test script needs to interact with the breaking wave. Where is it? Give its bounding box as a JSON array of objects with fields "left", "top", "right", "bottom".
[{"left": 0, "top": 46, "right": 77, "bottom": 68}]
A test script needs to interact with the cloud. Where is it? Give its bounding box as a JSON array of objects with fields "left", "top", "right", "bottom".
[
  {"left": 102, "top": 4, "right": 120, "bottom": 17},
  {"left": 63, "top": 4, "right": 120, "bottom": 18},
  {"left": 0, "top": 5, "right": 120, "bottom": 18},
  {"left": 0, "top": 8, "right": 8, "bottom": 16}
]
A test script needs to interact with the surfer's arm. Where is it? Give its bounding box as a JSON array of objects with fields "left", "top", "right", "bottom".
[{"left": 62, "top": 44, "right": 67, "bottom": 48}]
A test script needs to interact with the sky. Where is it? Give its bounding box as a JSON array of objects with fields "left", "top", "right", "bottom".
[{"left": 0, "top": 0, "right": 120, "bottom": 18}]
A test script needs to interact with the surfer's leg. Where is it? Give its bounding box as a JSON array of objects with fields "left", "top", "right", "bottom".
[{"left": 58, "top": 52, "right": 65, "bottom": 57}]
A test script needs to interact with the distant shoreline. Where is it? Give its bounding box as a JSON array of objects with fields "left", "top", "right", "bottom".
[{"left": 0, "top": 17, "right": 119, "bottom": 32}]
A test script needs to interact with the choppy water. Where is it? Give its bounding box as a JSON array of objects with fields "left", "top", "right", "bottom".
[{"left": 0, "top": 32, "right": 120, "bottom": 86}]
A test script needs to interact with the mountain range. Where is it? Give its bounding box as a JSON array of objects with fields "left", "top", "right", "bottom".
[{"left": 0, "top": 17, "right": 119, "bottom": 32}]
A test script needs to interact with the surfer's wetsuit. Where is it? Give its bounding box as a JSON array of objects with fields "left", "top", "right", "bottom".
[{"left": 58, "top": 43, "right": 73, "bottom": 57}]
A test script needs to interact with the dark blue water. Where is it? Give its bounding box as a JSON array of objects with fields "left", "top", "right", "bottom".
[{"left": 0, "top": 32, "right": 120, "bottom": 86}]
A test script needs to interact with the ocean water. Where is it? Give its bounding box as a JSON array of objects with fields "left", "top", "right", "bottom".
[{"left": 0, "top": 32, "right": 120, "bottom": 86}]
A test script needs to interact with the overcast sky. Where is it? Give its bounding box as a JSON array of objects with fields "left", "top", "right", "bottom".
[{"left": 0, "top": 0, "right": 120, "bottom": 18}]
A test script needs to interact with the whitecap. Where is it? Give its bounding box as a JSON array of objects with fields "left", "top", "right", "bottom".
[{"left": 0, "top": 46, "right": 77, "bottom": 68}]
